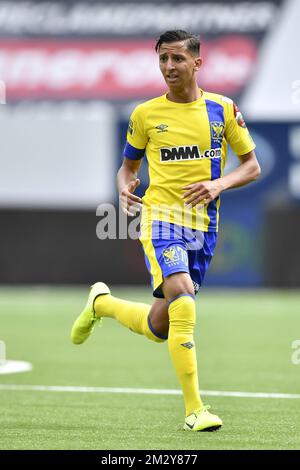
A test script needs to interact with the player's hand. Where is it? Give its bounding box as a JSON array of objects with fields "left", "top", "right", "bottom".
[
  {"left": 119, "top": 179, "right": 143, "bottom": 216},
  {"left": 182, "top": 179, "right": 224, "bottom": 208}
]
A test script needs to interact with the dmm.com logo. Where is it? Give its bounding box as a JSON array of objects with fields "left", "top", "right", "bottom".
[{"left": 160, "top": 145, "right": 221, "bottom": 161}]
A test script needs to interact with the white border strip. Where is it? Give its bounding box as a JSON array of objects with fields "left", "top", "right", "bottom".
[{"left": 0, "top": 384, "right": 299, "bottom": 399}]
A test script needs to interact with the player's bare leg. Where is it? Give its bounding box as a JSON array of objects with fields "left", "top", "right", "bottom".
[
  {"left": 162, "top": 272, "right": 194, "bottom": 302},
  {"left": 148, "top": 299, "right": 169, "bottom": 337}
]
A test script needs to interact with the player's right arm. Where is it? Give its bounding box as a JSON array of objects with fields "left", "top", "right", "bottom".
[
  {"left": 117, "top": 157, "right": 142, "bottom": 217},
  {"left": 118, "top": 104, "right": 148, "bottom": 216}
]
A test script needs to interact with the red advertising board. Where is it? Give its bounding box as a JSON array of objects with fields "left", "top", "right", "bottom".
[{"left": 0, "top": 38, "right": 257, "bottom": 99}]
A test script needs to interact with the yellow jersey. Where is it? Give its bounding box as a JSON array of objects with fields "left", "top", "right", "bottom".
[{"left": 123, "top": 90, "right": 255, "bottom": 232}]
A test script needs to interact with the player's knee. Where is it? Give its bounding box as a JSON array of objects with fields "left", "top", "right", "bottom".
[{"left": 163, "top": 273, "right": 194, "bottom": 303}]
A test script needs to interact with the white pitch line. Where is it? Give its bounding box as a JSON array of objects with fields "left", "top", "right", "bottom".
[{"left": 0, "top": 384, "right": 300, "bottom": 399}]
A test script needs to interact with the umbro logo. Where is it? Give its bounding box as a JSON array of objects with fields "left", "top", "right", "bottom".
[
  {"left": 155, "top": 124, "right": 168, "bottom": 133},
  {"left": 181, "top": 342, "right": 194, "bottom": 349},
  {"left": 185, "top": 421, "right": 194, "bottom": 429},
  {"left": 184, "top": 412, "right": 197, "bottom": 430}
]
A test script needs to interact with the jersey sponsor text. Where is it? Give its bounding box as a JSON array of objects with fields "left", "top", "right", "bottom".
[{"left": 160, "top": 145, "right": 221, "bottom": 162}]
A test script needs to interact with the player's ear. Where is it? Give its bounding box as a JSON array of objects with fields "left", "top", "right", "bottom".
[{"left": 194, "top": 57, "right": 203, "bottom": 71}]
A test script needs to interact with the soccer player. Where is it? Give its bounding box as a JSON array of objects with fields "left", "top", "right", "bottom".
[{"left": 71, "top": 30, "right": 260, "bottom": 432}]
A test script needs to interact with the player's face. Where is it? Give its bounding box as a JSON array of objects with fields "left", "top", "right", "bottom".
[{"left": 158, "top": 41, "right": 202, "bottom": 89}]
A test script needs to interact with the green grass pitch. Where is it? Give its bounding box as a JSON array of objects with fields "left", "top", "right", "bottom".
[{"left": 0, "top": 287, "right": 300, "bottom": 450}]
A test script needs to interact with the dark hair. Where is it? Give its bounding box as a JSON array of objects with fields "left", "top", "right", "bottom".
[{"left": 155, "top": 30, "right": 200, "bottom": 56}]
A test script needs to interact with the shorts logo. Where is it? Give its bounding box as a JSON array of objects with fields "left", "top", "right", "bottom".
[
  {"left": 211, "top": 121, "right": 224, "bottom": 141},
  {"left": 160, "top": 145, "right": 221, "bottom": 162},
  {"left": 162, "top": 247, "right": 179, "bottom": 265}
]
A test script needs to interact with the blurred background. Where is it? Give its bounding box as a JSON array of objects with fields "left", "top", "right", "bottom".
[{"left": 0, "top": 0, "right": 300, "bottom": 289}]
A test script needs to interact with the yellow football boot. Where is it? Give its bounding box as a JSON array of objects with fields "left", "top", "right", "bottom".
[
  {"left": 71, "top": 282, "right": 110, "bottom": 345},
  {"left": 184, "top": 405, "right": 222, "bottom": 432}
]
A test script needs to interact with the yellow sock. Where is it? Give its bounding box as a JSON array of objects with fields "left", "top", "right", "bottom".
[
  {"left": 94, "top": 295, "right": 166, "bottom": 343},
  {"left": 168, "top": 294, "right": 203, "bottom": 416}
]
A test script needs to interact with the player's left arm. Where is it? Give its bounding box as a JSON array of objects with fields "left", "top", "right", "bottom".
[{"left": 182, "top": 150, "right": 261, "bottom": 207}]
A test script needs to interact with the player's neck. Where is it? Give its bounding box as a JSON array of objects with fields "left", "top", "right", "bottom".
[{"left": 167, "top": 85, "right": 201, "bottom": 104}]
